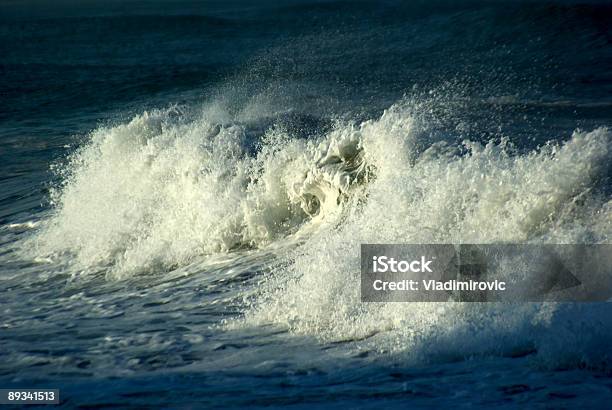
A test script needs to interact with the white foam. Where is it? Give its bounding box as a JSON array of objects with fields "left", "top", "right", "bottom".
[
  {"left": 27, "top": 99, "right": 612, "bottom": 369},
  {"left": 29, "top": 106, "right": 366, "bottom": 277},
  {"left": 241, "top": 103, "right": 611, "bottom": 368}
]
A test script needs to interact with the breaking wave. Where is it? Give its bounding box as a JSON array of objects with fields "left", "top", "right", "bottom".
[
  {"left": 237, "top": 103, "right": 611, "bottom": 370},
  {"left": 27, "top": 98, "right": 612, "bottom": 369},
  {"left": 31, "top": 103, "right": 371, "bottom": 275},
  {"left": 32, "top": 100, "right": 610, "bottom": 274}
]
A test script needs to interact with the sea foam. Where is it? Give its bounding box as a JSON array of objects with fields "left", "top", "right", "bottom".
[{"left": 29, "top": 99, "right": 611, "bottom": 369}]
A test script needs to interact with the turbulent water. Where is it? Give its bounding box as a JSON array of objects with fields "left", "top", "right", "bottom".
[{"left": 1, "top": 0, "right": 611, "bottom": 408}]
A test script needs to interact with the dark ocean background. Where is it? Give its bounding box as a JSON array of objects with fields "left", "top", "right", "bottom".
[
  {"left": 2, "top": 0, "right": 611, "bottom": 221},
  {"left": 1, "top": 0, "right": 611, "bottom": 408}
]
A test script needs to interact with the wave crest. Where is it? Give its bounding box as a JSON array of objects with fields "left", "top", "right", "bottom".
[{"left": 32, "top": 106, "right": 370, "bottom": 275}]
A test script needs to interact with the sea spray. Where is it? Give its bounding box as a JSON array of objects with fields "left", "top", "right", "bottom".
[
  {"left": 239, "top": 104, "right": 611, "bottom": 368},
  {"left": 27, "top": 98, "right": 612, "bottom": 369},
  {"left": 31, "top": 108, "right": 371, "bottom": 276}
]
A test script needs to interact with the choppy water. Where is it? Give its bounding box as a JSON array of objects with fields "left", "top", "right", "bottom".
[{"left": 1, "top": 0, "right": 611, "bottom": 408}]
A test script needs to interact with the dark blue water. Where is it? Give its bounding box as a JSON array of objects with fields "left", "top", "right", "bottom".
[{"left": 1, "top": 1, "right": 611, "bottom": 408}]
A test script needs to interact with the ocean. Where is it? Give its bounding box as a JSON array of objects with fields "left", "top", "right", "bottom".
[{"left": 1, "top": 0, "right": 611, "bottom": 408}]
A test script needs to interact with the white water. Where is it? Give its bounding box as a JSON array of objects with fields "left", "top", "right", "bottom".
[
  {"left": 31, "top": 105, "right": 367, "bottom": 276},
  {"left": 26, "top": 99, "right": 612, "bottom": 372}
]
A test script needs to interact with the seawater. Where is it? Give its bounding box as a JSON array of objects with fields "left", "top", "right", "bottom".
[{"left": 1, "top": 0, "right": 611, "bottom": 408}]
